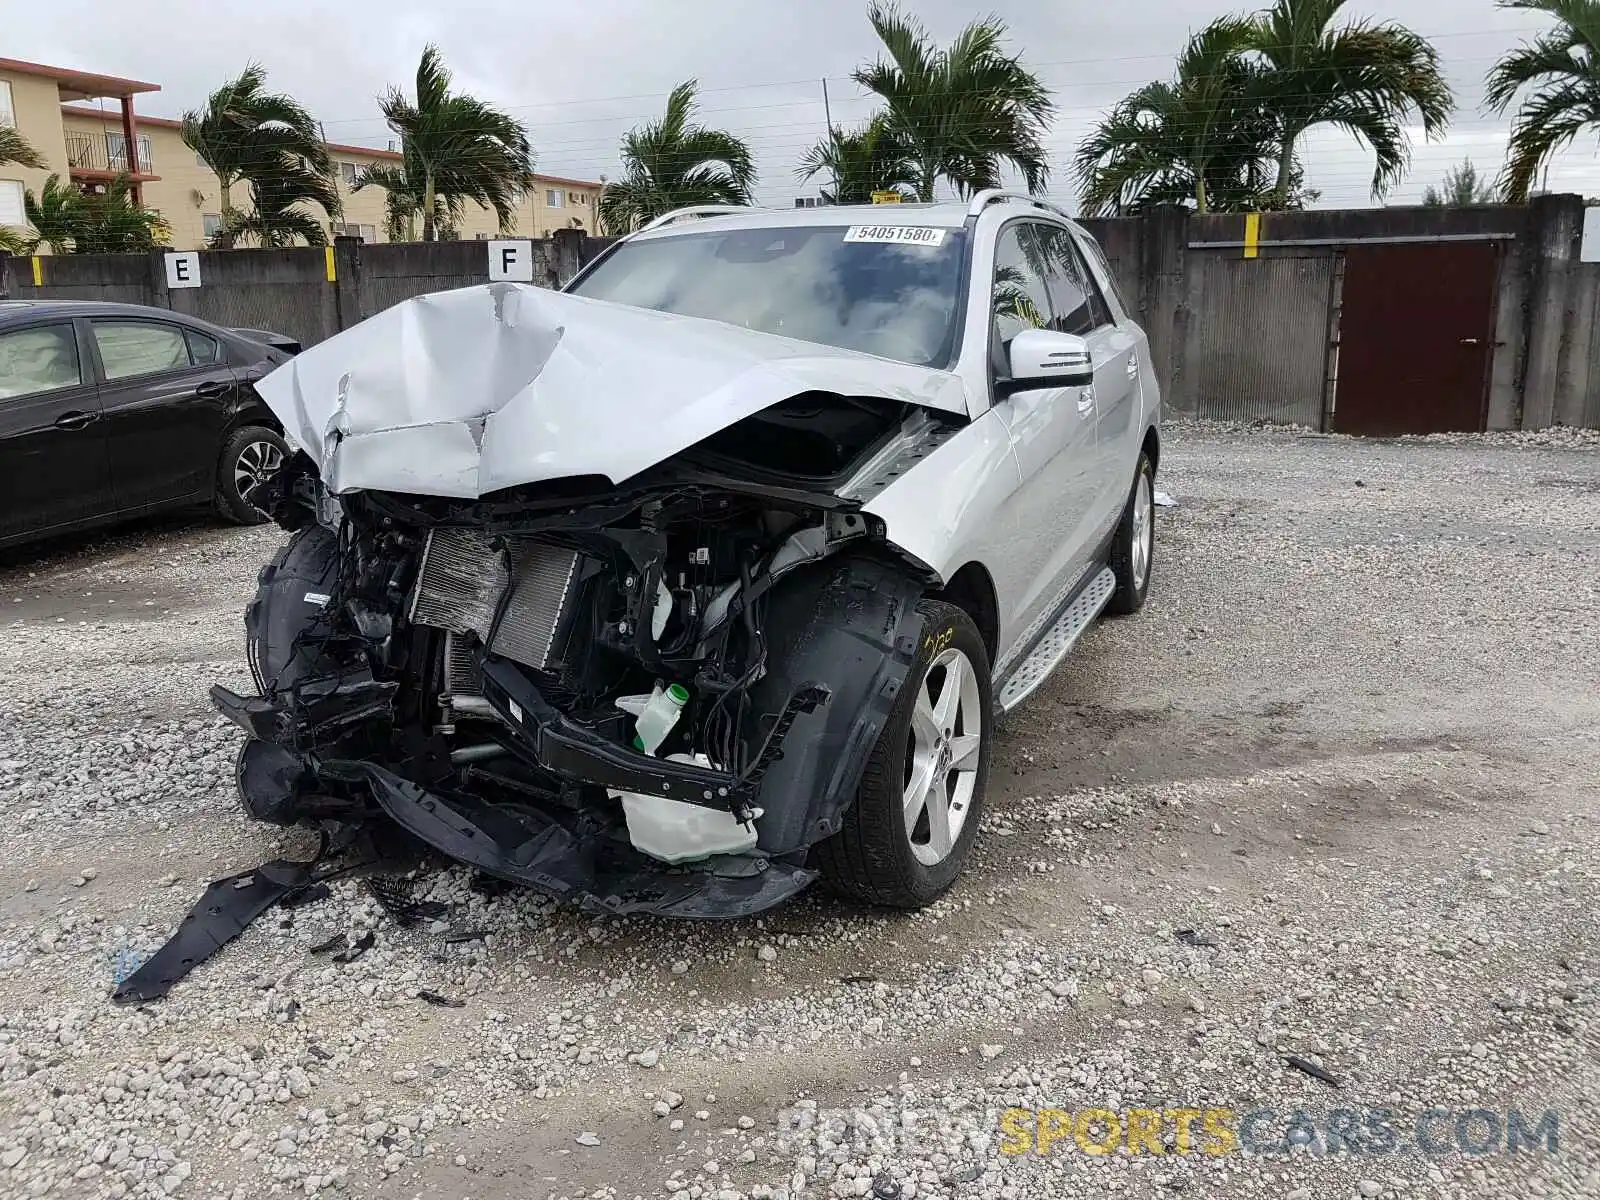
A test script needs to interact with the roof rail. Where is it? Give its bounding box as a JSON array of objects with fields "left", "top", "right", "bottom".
[
  {"left": 966, "top": 189, "right": 1075, "bottom": 223},
  {"left": 634, "top": 204, "right": 752, "bottom": 234}
]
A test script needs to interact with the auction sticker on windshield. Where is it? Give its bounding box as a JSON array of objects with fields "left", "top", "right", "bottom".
[{"left": 844, "top": 225, "right": 947, "bottom": 247}]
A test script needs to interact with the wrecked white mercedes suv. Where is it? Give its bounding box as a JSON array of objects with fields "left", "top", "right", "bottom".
[{"left": 212, "top": 191, "right": 1161, "bottom": 918}]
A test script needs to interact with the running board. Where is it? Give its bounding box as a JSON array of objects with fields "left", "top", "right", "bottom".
[{"left": 995, "top": 567, "right": 1117, "bottom": 712}]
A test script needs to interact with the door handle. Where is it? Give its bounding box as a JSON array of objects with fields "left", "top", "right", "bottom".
[
  {"left": 195, "top": 380, "right": 227, "bottom": 398},
  {"left": 54, "top": 411, "right": 98, "bottom": 430},
  {"left": 1460, "top": 338, "right": 1481, "bottom": 345}
]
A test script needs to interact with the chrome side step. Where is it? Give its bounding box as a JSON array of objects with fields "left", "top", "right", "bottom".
[{"left": 995, "top": 567, "right": 1117, "bottom": 712}]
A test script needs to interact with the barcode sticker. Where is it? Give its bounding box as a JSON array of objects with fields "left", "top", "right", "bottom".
[{"left": 843, "top": 225, "right": 947, "bottom": 247}]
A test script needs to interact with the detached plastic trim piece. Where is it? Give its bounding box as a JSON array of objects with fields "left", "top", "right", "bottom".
[{"left": 111, "top": 860, "right": 318, "bottom": 1004}]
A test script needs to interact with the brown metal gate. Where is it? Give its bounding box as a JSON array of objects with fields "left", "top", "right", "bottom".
[{"left": 1333, "top": 242, "right": 1501, "bottom": 435}]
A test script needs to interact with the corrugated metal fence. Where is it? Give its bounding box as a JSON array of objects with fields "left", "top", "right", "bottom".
[{"left": 1179, "top": 252, "right": 1334, "bottom": 427}]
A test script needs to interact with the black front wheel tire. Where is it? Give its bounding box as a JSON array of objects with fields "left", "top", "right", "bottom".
[{"left": 817, "top": 599, "right": 993, "bottom": 909}]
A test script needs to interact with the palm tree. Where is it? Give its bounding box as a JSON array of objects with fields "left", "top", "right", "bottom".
[
  {"left": 182, "top": 64, "right": 335, "bottom": 250},
  {"left": 1077, "top": 20, "right": 1286, "bottom": 215},
  {"left": 22, "top": 176, "right": 85, "bottom": 253},
  {"left": 796, "top": 115, "right": 916, "bottom": 204},
  {"left": 597, "top": 81, "right": 755, "bottom": 234},
  {"left": 1485, "top": 0, "right": 1600, "bottom": 202},
  {"left": 1243, "top": 0, "right": 1453, "bottom": 206},
  {"left": 224, "top": 164, "right": 340, "bottom": 246},
  {"left": 357, "top": 45, "right": 533, "bottom": 242},
  {"left": 852, "top": 1, "right": 1053, "bottom": 201},
  {"left": 1422, "top": 159, "right": 1500, "bottom": 205},
  {"left": 0, "top": 127, "right": 48, "bottom": 171},
  {"left": 22, "top": 174, "right": 168, "bottom": 253},
  {"left": 72, "top": 176, "right": 171, "bottom": 252},
  {"left": 1, "top": 129, "right": 48, "bottom": 251}
]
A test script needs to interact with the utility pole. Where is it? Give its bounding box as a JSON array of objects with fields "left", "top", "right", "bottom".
[{"left": 821, "top": 78, "right": 837, "bottom": 204}]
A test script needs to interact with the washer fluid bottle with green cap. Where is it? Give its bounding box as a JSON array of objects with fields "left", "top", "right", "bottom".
[{"left": 631, "top": 682, "right": 689, "bottom": 755}]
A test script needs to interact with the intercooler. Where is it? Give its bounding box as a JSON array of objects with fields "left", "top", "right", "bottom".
[{"left": 409, "top": 528, "right": 583, "bottom": 675}]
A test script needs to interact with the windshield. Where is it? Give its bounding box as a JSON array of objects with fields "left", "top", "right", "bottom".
[{"left": 568, "top": 224, "right": 967, "bottom": 368}]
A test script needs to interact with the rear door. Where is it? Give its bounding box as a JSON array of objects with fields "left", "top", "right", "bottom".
[
  {"left": 88, "top": 317, "right": 238, "bottom": 511},
  {"left": 0, "top": 319, "right": 114, "bottom": 544},
  {"left": 1034, "top": 224, "right": 1139, "bottom": 548},
  {"left": 987, "top": 220, "right": 1102, "bottom": 640}
]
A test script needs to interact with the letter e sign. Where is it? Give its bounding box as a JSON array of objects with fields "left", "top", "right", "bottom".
[
  {"left": 164, "top": 251, "right": 201, "bottom": 289},
  {"left": 488, "top": 239, "right": 535, "bottom": 282}
]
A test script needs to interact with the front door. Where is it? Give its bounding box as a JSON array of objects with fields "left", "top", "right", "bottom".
[
  {"left": 987, "top": 220, "right": 1101, "bottom": 644},
  {"left": 88, "top": 317, "right": 237, "bottom": 510},
  {"left": 1035, "top": 224, "right": 1139, "bottom": 546},
  {"left": 1335, "top": 242, "right": 1500, "bottom": 435},
  {"left": 0, "top": 320, "right": 114, "bottom": 544}
]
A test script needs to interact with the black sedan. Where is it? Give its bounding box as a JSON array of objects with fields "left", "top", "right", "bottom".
[{"left": 0, "top": 300, "right": 300, "bottom": 549}]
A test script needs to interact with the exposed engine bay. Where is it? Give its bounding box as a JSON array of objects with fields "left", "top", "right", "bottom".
[{"left": 212, "top": 414, "right": 934, "bottom": 918}]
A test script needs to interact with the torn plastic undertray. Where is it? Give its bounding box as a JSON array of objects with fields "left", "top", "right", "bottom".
[
  {"left": 316, "top": 759, "right": 816, "bottom": 919},
  {"left": 112, "top": 860, "right": 325, "bottom": 1004}
]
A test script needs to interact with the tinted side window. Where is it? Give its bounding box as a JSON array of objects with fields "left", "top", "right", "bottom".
[
  {"left": 1035, "top": 226, "right": 1112, "bottom": 336},
  {"left": 0, "top": 324, "right": 82, "bottom": 401},
  {"left": 991, "top": 224, "right": 1053, "bottom": 354},
  {"left": 184, "top": 329, "right": 221, "bottom": 365},
  {"left": 1077, "top": 233, "right": 1128, "bottom": 319},
  {"left": 93, "top": 321, "right": 191, "bottom": 381}
]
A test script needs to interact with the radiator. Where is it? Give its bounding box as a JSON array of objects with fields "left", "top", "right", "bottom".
[
  {"left": 408, "top": 529, "right": 508, "bottom": 640},
  {"left": 490, "top": 542, "right": 582, "bottom": 671}
]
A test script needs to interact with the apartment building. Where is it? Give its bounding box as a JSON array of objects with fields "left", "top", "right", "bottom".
[{"left": 1, "top": 57, "right": 603, "bottom": 251}]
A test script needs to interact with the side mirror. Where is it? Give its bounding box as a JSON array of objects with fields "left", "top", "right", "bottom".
[{"left": 998, "top": 328, "right": 1094, "bottom": 396}]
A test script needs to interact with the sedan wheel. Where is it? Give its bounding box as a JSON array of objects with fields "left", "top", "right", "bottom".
[
  {"left": 234, "top": 438, "right": 284, "bottom": 498},
  {"left": 216, "top": 425, "right": 290, "bottom": 525}
]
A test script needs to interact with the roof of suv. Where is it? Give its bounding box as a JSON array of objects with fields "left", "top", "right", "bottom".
[{"left": 627, "top": 197, "right": 1081, "bottom": 241}]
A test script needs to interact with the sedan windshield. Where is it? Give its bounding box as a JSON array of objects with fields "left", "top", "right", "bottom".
[{"left": 568, "top": 224, "right": 967, "bottom": 368}]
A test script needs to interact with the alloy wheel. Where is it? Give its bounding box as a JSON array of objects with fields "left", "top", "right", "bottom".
[{"left": 903, "top": 647, "right": 984, "bottom": 866}]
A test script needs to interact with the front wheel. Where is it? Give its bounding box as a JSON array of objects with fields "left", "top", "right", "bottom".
[
  {"left": 817, "top": 600, "right": 993, "bottom": 908},
  {"left": 216, "top": 425, "right": 288, "bottom": 525}
]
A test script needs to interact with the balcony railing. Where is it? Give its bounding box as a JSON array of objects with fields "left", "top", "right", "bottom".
[{"left": 65, "top": 132, "right": 153, "bottom": 175}]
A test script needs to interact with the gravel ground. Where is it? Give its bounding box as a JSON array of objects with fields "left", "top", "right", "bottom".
[{"left": 0, "top": 424, "right": 1595, "bottom": 1200}]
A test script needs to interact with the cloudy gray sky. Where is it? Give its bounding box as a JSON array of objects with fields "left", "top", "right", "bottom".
[{"left": 14, "top": 0, "right": 1600, "bottom": 208}]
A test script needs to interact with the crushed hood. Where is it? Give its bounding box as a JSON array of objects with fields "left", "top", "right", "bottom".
[{"left": 254, "top": 283, "right": 971, "bottom": 498}]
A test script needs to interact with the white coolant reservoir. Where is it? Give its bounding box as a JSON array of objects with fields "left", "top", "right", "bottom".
[
  {"left": 631, "top": 683, "right": 688, "bottom": 754},
  {"left": 617, "top": 753, "right": 761, "bottom": 864}
]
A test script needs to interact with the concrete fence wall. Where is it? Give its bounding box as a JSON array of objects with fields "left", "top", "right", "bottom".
[
  {"left": 0, "top": 229, "right": 613, "bottom": 354},
  {"left": 1084, "top": 194, "right": 1598, "bottom": 431},
  {"left": 3, "top": 201, "right": 1597, "bottom": 431}
]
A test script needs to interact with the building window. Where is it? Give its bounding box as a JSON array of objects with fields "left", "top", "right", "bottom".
[
  {"left": 0, "top": 180, "right": 23, "bottom": 227},
  {"left": 202, "top": 213, "right": 224, "bottom": 242},
  {"left": 332, "top": 222, "right": 376, "bottom": 242},
  {"left": 567, "top": 191, "right": 583, "bottom": 205},
  {"left": 340, "top": 162, "right": 359, "bottom": 186},
  {"left": 195, "top": 150, "right": 208, "bottom": 168},
  {"left": 546, "top": 189, "right": 562, "bottom": 208},
  {"left": 0, "top": 82, "right": 14, "bottom": 129}
]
